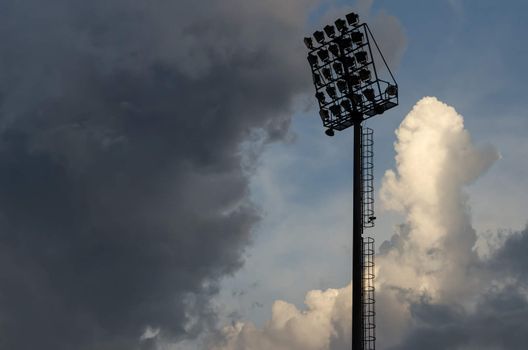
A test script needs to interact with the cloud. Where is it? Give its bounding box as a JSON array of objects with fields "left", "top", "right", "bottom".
[
  {"left": 375, "top": 97, "right": 528, "bottom": 350},
  {"left": 209, "top": 284, "right": 352, "bottom": 350},
  {"left": 211, "top": 96, "right": 528, "bottom": 350},
  {"left": 0, "top": 0, "right": 319, "bottom": 349}
]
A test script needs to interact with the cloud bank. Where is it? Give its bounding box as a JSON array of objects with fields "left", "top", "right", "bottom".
[
  {"left": 0, "top": 1, "right": 318, "bottom": 349},
  {"left": 215, "top": 97, "right": 528, "bottom": 350}
]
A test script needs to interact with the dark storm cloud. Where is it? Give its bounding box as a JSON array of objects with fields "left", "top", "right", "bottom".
[
  {"left": 388, "top": 226, "right": 528, "bottom": 350},
  {"left": 0, "top": 0, "right": 315, "bottom": 349}
]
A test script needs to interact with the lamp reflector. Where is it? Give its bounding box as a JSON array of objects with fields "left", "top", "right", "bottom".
[
  {"left": 329, "top": 104, "right": 342, "bottom": 116},
  {"left": 359, "top": 68, "right": 371, "bottom": 81},
  {"left": 340, "top": 99, "right": 352, "bottom": 111},
  {"left": 351, "top": 31, "right": 364, "bottom": 45},
  {"left": 322, "top": 67, "right": 332, "bottom": 81},
  {"left": 335, "top": 18, "right": 347, "bottom": 32},
  {"left": 317, "top": 49, "right": 330, "bottom": 62},
  {"left": 307, "top": 54, "right": 318, "bottom": 66},
  {"left": 346, "top": 12, "right": 359, "bottom": 26},
  {"left": 374, "top": 103, "right": 385, "bottom": 114},
  {"left": 319, "top": 109, "right": 330, "bottom": 120},
  {"left": 328, "top": 44, "right": 340, "bottom": 57},
  {"left": 341, "top": 56, "right": 355, "bottom": 69},
  {"left": 304, "top": 37, "right": 314, "bottom": 49},
  {"left": 313, "top": 73, "right": 322, "bottom": 86},
  {"left": 348, "top": 74, "right": 360, "bottom": 86},
  {"left": 315, "top": 92, "right": 326, "bottom": 104},
  {"left": 326, "top": 86, "right": 337, "bottom": 99},
  {"left": 313, "top": 30, "right": 325, "bottom": 44},
  {"left": 352, "top": 93, "right": 363, "bottom": 105},
  {"left": 332, "top": 62, "right": 343, "bottom": 76},
  {"left": 338, "top": 37, "right": 353, "bottom": 52},
  {"left": 324, "top": 25, "right": 336, "bottom": 38},
  {"left": 363, "top": 88, "right": 375, "bottom": 101},
  {"left": 355, "top": 51, "right": 368, "bottom": 65},
  {"left": 386, "top": 85, "right": 398, "bottom": 96},
  {"left": 337, "top": 80, "right": 348, "bottom": 93}
]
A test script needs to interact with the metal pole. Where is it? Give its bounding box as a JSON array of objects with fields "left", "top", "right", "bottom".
[{"left": 353, "top": 122, "right": 363, "bottom": 349}]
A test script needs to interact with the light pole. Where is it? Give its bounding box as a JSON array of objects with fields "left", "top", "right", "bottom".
[{"left": 304, "top": 12, "right": 399, "bottom": 349}]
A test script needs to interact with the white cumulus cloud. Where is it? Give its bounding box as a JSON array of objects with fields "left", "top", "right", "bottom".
[{"left": 210, "top": 284, "right": 352, "bottom": 350}]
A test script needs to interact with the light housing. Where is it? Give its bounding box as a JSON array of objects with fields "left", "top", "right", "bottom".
[
  {"left": 307, "top": 54, "right": 318, "bottom": 66},
  {"left": 341, "top": 56, "right": 355, "bottom": 69},
  {"left": 355, "top": 51, "right": 368, "bottom": 65},
  {"left": 340, "top": 99, "right": 352, "bottom": 111},
  {"left": 315, "top": 92, "right": 326, "bottom": 103},
  {"left": 313, "top": 73, "right": 322, "bottom": 87},
  {"left": 348, "top": 74, "right": 361, "bottom": 86},
  {"left": 319, "top": 109, "right": 330, "bottom": 120},
  {"left": 363, "top": 88, "right": 375, "bottom": 101},
  {"left": 304, "top": 37, "right": 314, "bottom": 49},
  {"left": 326, "top": 86, "right": 337, "bottom": 99},
  {"left": 324, "top": 25, "right": 336, "bottom": 38},
  {"left": 313, "top": 30, "right": 325, "bottom": 44},
  {"left": 335, "top": 18, "right": 347, "bottom": 32},
  {"left": 338, "top": 37, "right": 353, "bottom": 52},
  {"left": 328, "top": 44, "right": 340, "bottom": 57},
  {"left": 329, "top": 104, "right": 342, "bottom": 116},
  {"left": 337, "top": 80, "right": 348, "bottom": 93},
  {"left": 359, "top": 68, "right": 371, "bottom": 81},
  {"left": 351, "top": 31, "right": 364, "bottom": 45},
  {"left": 346, "top": 12, "right": 359, "bottom": 26},
  {"left": 332, "top": 62, "right": 344, "bottom": 76},
  {"left": 322, "top": 67, "right": 332, "bottom": 81},
  {"left": 386, "top": 85, "right": 398, "bottom": 96},
  {"left": 317, "top": 49, "right": 330, "bottom": 62}
]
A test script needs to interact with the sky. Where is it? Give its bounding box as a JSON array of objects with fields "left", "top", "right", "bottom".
[{"left": 0, "top": 0, "right": 527, "bottom": 349}]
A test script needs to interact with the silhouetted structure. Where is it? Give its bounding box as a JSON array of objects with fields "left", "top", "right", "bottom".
[{"left": 304, "top": 12, "right": 399, "bottom": 349}]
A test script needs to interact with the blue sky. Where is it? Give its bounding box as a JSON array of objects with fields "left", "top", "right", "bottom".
[{"left": 215, "top": 0, "right": 528, "bottom": 335}]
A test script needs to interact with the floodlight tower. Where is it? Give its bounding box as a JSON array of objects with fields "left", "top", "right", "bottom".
[{"left": 304, "top": 12, "right": 399, "bottom": 350}]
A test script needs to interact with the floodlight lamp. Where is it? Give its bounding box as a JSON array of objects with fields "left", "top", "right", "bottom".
[
  {"left": 351, "top": 31, "right": 364, "bottom": 45},
  {"left": 337, "top": 80, "right": 348, "bottom": 93},
  {"left": 326, "top": 86, "right": 337, "bottom": 99},
  {"left": 340, "top": 99, "right": 352, "bottom": 111},
  {"left": 374, "top": 103, "right": 385, "bottom": 114},
  {"left": 304, "top": 37, "right": 314, "bottom": 50},
  {"left": 322, "top": 67, "right": 333, "bottom": 81},
  {"left": 307, "top": 54, "right": 318, "bottom": 66},
  {"left": 346, "top": 12, "right": 359, "bottom": 26},
  {"left": 319, "top": 108, "right": 330, "bottom": 120},
  {"left": 348, "top": 74, "right": 361, "bottom": 87},
  {"left": 315, "top": 92, "right": 326, "bottom": 104},
  {"left": 335, "top": 18, "right": 347, "bottom": 32},
  {"left": 313, "top": 73, "right": 322, "bottom": 87},
  {"left": 324, "top": 25, "right": 336, "bottom": 38},
  {"left": 352, "top": 93, "right": 363, "bottom": 105},
  {"left": 355, "top": 51, "right": 368, "bottom": 65},
  {"left": 359, "top": 68, "right": 371, "bottom": 81},
  {"left": 338, "top": 37, "right": 353, "bottom": 52},
  {"left": 329, "top": 104, "right": 342, "bottom": 116},
  {"left": 328, "top": 44, "right": 340, "bottom": 57},
  {"left": 325, "top": 128, "right": 335, "bottom": 137},
  {"left": 386, "top": 84, "right": 398, "bottom": 96},
  {"left": 313, "top": 30, "right": 325, "bottom": 44},
  {"left": 363, "top": 88, "right": 375, "bottom": 101},
  {"left": 317, "top": 49, "right": 330, "bottom": 62},
  {"left": 332, "top": 62, "right": 343, "bottom": 76},
  {"left": 341, "top": 56, "right": 355, "bottom": 70}
]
